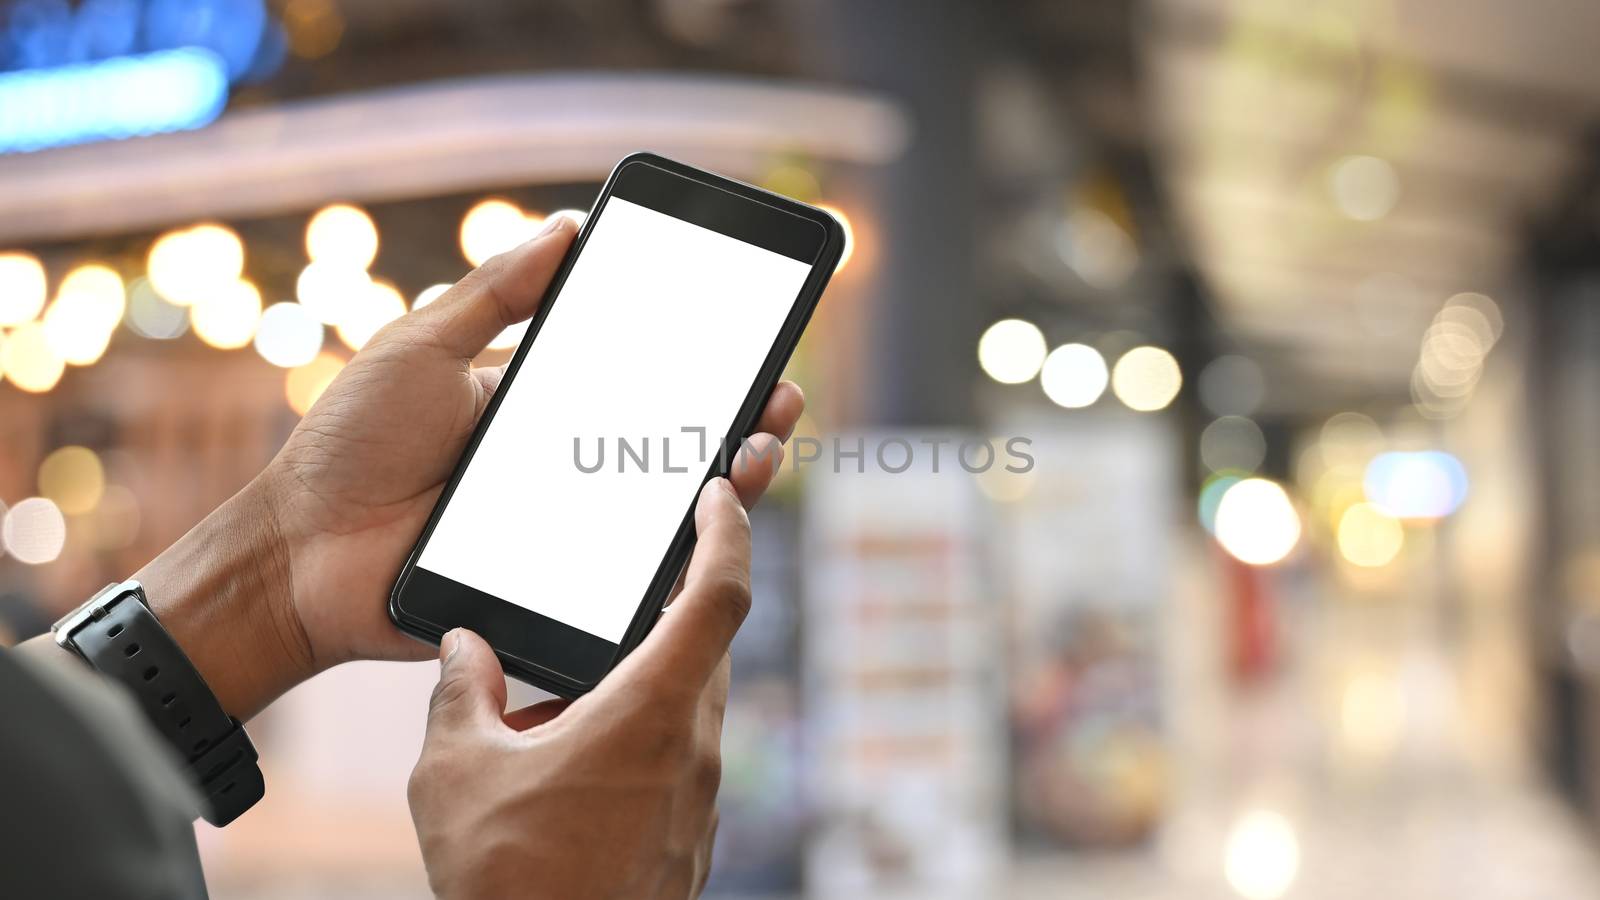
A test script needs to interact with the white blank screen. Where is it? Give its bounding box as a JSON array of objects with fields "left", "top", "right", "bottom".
[{"left": 418, "top": 197, "right": 812, "bottom": 642}]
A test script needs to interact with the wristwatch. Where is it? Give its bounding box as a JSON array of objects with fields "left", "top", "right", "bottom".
[{"left": 52, "top": 579, "right": 265, "bottom": 827}]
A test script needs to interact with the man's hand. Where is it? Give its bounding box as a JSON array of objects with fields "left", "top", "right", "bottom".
[
  {"left": 126, "top": 216, "right": 803, "bottom": 718},
  {"left": 409, "top": 478, "right": 752, "bottom": 900}
]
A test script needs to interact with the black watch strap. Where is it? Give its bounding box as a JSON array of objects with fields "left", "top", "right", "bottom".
[{"left": 53, "top": 580, "right": 265, "bottom": 827}]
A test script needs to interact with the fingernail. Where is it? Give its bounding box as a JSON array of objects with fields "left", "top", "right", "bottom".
[
  {"left": 440, "top": 629, "right": 461, "bottom": 665},
  {"left": 535, "top": 214, "right": 573, "bottom": 238},
  {"left": 716, "top": 477, "right": 739, "bottom": 499}
]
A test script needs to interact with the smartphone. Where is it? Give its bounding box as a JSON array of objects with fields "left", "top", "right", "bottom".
[{"left": 389, "top": 152, "right": 844, "bottom": 697}]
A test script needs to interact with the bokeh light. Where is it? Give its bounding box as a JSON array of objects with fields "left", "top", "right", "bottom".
[
  {"left": 57, "top": 264, "right": 127, "bottom": 327},
  {"left": 43, "top": 294, "right": 115, "bottom": 366},
  {"left": 38, "top": 446, "right": 106, "bottom": 517},
  {"left": 977, "top": 319, "right": 1047, "bottom": 385},
  {"left": 2, "top": 497, "right": 67, "bottom": 565},
  {"left": 148, "top": 223, "right": 245, "bottom": 307},
  {"left": 460, "top": 199, "right": 541, "bottom": 268},
  {"left": 816, "top": 202, "right": 855, "bottom": 271},
  {"left": 254, "top": 301, "right": 325, "bottom": 368},
  {"left": 1329, "top": 155, "right": 1399, "bottom": 221},
  {"left": 1364, "top": 451, "right": 1468, "bottom": 520},
  {"left": 191, "top": 279, "right": 264, "bottom": 350},
  {"left": 335, "top": 280, "right": 407, "bottom": 351},
  {"left": 1111, "top": 345, "right": 1182, "bottom": 411},
  {"left": 1319, "top": 412, "right": 1383, "bottom": 468},
  {"left": 306, "top": 203, "right": 379, "bottom": 269},
  {"left": 286, "top": 351, "right": 346, "bottom": 416},
  {"left": 0, "top": 251, "right": 48, "bottom": 325},
  {"left": 125, "top": 277, "right": 189, "bottom": 340},
  {"left": 296, "top": 262, "right": 372, "bottom": 326},
  {"left": 0, "top": 322, "right": 66, "bottom": 392},
  {"left": 1214, "top": 478, "right": 1302, "bottom": 566},
  {"left": 1223, "top": 809, "right": 1300, "bottom": 900},
  {"left": 1337, "top": 502, "right": 1405, "bottom": 568},
  {"left": 1200, "top": 416, "right": 1266, "bottom": 474},
  {"left": 1040, "top": 343, "right": 1108, "bottom": 408}
]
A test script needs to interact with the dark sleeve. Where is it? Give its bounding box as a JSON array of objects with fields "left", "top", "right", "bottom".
[{"left": 0, "top": 647, "right": 209, "bottom": 900}]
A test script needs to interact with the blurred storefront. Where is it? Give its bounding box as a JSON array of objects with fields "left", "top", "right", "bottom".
[{"left": 4, "top": 1, "right": 1600, "bottom": 898}]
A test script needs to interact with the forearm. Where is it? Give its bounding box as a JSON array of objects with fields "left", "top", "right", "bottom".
[{"left": 19, "top": 475, "right": 312, "bottom": 721}]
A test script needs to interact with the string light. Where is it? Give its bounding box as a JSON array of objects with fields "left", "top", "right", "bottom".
[
  {"left": 148, "top": 223, "right": 244, "bottom": 307},
  {"left": 1040, "top": 343, "right": 1108, "bottom": 408},
  {"left": 0, "top": 251, "right": 47, "bottom": 325},
  {"left": 1111, "top": 345, "right": 1182, "bottom": 411},
  {"left": 254, "top": 301, "right": 325, "bottom": 368},
  {"left": 2, "top": 497, "right": 67, "bottom": 565},
  {"left": 977, "top": 319, "right": 1047, "bottom": 385},
  {"left": 306, "top": 203, "right": 379, "bottom": 269},
  {"left": 335, "top": 279, "right": 406, "bottom": 351},
  {"left": 461, "top": 200, "right": 541, "bottom": 268},
  {"left": 0, "top": 321, "right": 65, "bottom": 392},
  {"left": 191, "top": 279, "right": 263, "bottom": 350}
]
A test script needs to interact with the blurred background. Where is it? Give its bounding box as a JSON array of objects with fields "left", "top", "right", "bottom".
[{"left": 4, "top": 0, "right": 1600, "bottom": 896}]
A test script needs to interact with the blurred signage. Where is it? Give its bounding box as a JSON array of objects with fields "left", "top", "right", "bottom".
[
  {"left": 802, "top": 432, "right": 1006, "bottom": 897},
  {"left": 0, "top": 0, "right": 286, "bottom": 154}
]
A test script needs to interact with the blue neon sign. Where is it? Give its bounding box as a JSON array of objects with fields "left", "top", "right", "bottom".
[{"left": 0, "top": 0, "right": 285, "bottom": 154}]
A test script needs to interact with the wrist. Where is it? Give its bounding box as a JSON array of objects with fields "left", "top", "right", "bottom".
[{"left": 133, "top": 474, "right": 313, "bottom": 720}]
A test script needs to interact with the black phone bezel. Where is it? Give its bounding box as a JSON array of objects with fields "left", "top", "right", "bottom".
[{"left": 388, "top": 152, "right": 844, "bottom": 697}]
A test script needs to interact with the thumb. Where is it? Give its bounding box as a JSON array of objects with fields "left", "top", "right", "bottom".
[
  {"left": 604, "top": 478, "right": 752, "bottom": 696},
  {"left": 412, "top": 215, "right": 576, "bottom": 359},
  {"left": 424, "top": 629, "right": 508, "bottom": 737}
]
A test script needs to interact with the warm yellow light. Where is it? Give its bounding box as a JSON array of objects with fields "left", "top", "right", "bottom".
[
  {"left": 1223, "top": 810, "right": 1300, "bottom": 900},
  {"left": 147, "top": 224, "right": 244, "bottom": 306},
  {"left": 286, "top": 352, "right": 345, "bottom": 416},
  {"left": 977, "top": 318, "right": 1047, "bottom": 384},
  {"left": 0, "top": 251, "right": 47, "bottom": 326},
  {"left": 0, "top": 321, "right": 65, "bottom": 392},
  {"left": 1040, "top": 343, "right": 1108, "bottom": 408},
  {"left": 57, "top": 264, "right": 126, "bottom": 327},
  {"left": 296, "top": 262, "right": 371, "bottom": 326},
  {"left": 38, "top": 446, "right": 106, "bottom": 516},
  {"left": 191, "top": 280, "right": 263, "bottom": 350},
  {"left": 1, "top": 497, "right": 66, "bottom": 564},
  {"left": 254, "top": 301, "right": 325, "bottom": 368},
  {"left": 306, "top": 203, "right": 379, "bottom": 269},
  {"left": 816, "top": 203, "right": 854, "bottom": 271},
  {"left": 1336, "top": 502, "right": 1404, "bottom": 568},
  {"left": 1111, "top": 345, "right": 1182, "bottom": 412},
  {"left": 1214, "top": 478, "right": 1301, "bottom": 566},
  {"left": 460, "top": 199, "right": 539, "bottom": 268},
  {"left": 413, "top": 283, "right": 452, "bottom": 311},
  {"left": 335, "top": 279, "right": 407, "bottom": 351},
  {"left": 42, "top": 296, "right": 114, "bottom": 366}
]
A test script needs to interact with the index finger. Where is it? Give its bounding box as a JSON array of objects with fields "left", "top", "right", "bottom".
[{"left": 600, "top": 478, "right": 752, "bottom": 696}]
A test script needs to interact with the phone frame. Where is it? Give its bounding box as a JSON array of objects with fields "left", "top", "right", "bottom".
[{"left": 389, "top": 152, "right": 844, "bottom": 697}]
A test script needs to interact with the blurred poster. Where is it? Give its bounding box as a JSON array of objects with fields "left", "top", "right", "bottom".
[
  {"left": 1000, "top": 415, "right": 1174, "bottom": 848},
  {"left": 802, "top": 431, "right": 1006, "bottom": 898}
]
